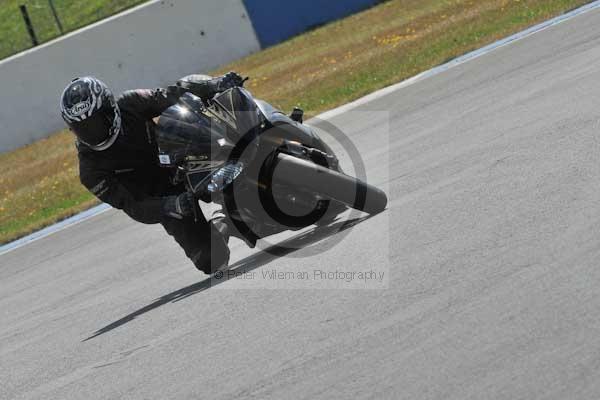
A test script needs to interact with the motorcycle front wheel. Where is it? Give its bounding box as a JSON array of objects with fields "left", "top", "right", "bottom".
[{"left": 271, "top": 153, "right": 388, "bottom": 215}]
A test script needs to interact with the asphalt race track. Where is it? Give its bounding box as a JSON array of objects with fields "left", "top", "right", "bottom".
[{"left": 4, "top": 8, "right": 600, "bottom": 400}]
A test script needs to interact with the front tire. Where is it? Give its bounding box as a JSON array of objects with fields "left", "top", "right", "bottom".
[{"left": 272, "top": 153, "right": 387, "bottom": 215}]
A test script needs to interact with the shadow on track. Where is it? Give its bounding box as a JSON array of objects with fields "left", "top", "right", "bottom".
[{"left": 83, "top": 215, "right": 371, "bottom": 341}]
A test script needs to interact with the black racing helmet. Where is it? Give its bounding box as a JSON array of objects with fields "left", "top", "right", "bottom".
[{"left": 60, "top": 77, "right": 121, "bottom": 151}]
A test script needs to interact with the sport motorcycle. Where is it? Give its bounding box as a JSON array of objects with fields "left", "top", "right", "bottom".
[{"left": 155, "top": 76, "right": 387, "bottom": 248}]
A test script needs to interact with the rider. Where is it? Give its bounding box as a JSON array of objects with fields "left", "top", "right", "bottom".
[{"left": 59, "top": 73, "right": 244, "bottom": 274}]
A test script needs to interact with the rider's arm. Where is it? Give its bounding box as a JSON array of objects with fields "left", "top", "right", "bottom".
[
  {"left": 117, "top": 72, "right": 244, "bottom": 119},
  {"left": 80, "top": 165, "right": 165, "bottom": 224},
  {"left": 174, "top": 72, "right": 244, "bottom": 100},
  {"left": 117, "top": 88, "right": 179, "bottom": 120}
]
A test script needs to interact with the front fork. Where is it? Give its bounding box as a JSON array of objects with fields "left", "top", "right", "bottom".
[{"left": 277, "top": 140, "right": 340, "bottom": 171}]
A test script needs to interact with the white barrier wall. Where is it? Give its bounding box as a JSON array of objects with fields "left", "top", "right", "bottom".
[{"left": 0, "top": 0, "right": 260, "bottom": 152}]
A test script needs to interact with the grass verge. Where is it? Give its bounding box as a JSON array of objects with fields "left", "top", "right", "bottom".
[
  {"left": 0, "top": 0, "right": 592, "bottom": 244},
  {"left": 0, "top": 0, "right": 146, "bottom": 60}
]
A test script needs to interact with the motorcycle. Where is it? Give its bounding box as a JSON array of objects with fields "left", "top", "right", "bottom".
[{"left": 155, "top": 76, "right": 387, "bottom": 248}]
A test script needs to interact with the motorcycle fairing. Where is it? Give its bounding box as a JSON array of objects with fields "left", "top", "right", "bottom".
[
  {"left": 155, "top": 93, "right": 232, "bottom": 168},
  {"left": 210, "top": 87, "right": 263, "bottom": 141},
  {"left": 254, "top": 99, "right": 336, "bottom": 159}
]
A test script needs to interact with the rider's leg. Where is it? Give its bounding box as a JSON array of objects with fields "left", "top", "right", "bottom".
[{"left": 161, "top": 216, "right": 230, "bottom": 274}]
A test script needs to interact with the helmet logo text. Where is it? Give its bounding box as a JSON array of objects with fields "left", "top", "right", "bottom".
[{"left": 69, "top": 101, "right": 91, "bottom": 117}]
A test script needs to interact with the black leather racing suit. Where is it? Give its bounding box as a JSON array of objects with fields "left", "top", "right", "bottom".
[{"left": 77, "top": 86, "right": 229, "bottom": 273}]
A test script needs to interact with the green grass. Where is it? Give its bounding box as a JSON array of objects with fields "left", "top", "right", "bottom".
[
  {"left": 0, "top": 0, "right": 593, "bottom": 244},
  {"left": 0, "top": 0, "right": 146, "bottom": 60}
]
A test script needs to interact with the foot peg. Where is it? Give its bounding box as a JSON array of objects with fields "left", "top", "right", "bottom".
[{"left": 290, "top": 107, "right": 304, "bottom": 123}]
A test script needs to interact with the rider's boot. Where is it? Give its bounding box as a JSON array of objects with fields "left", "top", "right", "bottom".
[
  {"left": 211, "top": 216, "right": 229, "bottom": 242},
  {"left": 213, "top": 214, "right": 258, "bottom": 249},
  {"left": 209, "top": 217, "right": 231, "bottom": 274}
]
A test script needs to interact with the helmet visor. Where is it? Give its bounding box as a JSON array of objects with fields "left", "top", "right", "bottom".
[{"left": 70, "top": 104, "right": 115, "bottom": 147}]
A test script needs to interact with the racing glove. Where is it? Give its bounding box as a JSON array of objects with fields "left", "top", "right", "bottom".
[
  {"left": 170, "top": 72, "right": 245, "bottom": 101},
  {"left": 217, "top": 71, "right": 246, "bottom": 91}
]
